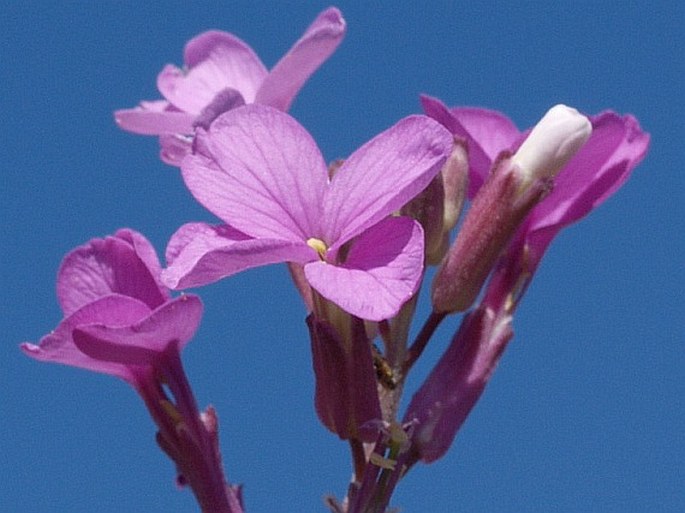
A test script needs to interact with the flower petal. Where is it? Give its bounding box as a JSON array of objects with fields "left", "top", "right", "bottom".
[
  {"left": 157, "top": 31, "right": 268, "bottom": 114},
  {"left": 529, "top": 111, "right": 649, "bottom": 236},
  {"left": 324, "top": 115, "right": 451, "bottom": 246},
  {"left": 114, "top": 106, "right": 195, "bottom": 135},
  {"left": 182, "top": 105, "right": 328, "bottom": 241},
  {"left": 421, "top": 95, "right": 521, "bottom": 197},
  {"left": 256, "top": 7, "right": 346, "bottom": 110},
  {"left": 305, "top": 217, "right": 424, "bottom": 320},
  {"left": 73, "top": 295, "right": 202, "bottom": 366},
  {"left": 159, "top": 133, "right": 193, "bottom": 166},
  {"left": 57, "top": 232, "right": 169, "bottom": 316},
  {"left": 20, "top": 295, "right": 151, "bottom": 381},
  {"left": 162, "top": 222, "right": 314, "bottom": 289}
]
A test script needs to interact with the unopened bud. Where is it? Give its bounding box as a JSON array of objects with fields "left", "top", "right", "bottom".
[
  {"left": 513, "top": 104, "right": 591, "bottom": 185},
  {"left": 441, "top": 140, "right": 469, "bottom": 232}
]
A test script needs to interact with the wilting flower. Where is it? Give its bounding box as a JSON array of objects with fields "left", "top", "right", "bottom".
[
  {"left": 162, "top": 104, "right": 452, "bottom": 321},
  {"left": 115, "top": 7, "right": 346, "bottom": 165},
  {"left": 21, "top": 229, "right": 243, "bottom": 513},
  {"left": 405, "top": 96, "right": 649, "bottom": 464}
]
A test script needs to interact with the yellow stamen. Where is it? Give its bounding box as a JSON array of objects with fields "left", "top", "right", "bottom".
[{"left": 306, "top": 237, "right": 328, "bottom": 260}]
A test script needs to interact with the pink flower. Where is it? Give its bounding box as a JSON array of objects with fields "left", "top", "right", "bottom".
[
  {"left": 405, "top": 96, "right": 650, "bottom": 464},
  {"left": 114, "top": 7, "right": 346, "bottom": 165},
  {"left": 162, "top": 104, "right": 452, "bottom": 321},
  {"left": 21, "top": 229, "right": 242, "bottom": 513}
]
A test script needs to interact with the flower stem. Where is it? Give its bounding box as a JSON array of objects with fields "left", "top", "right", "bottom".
[{"left": 403, "top": 311, "right": 446, "bottom": 373}]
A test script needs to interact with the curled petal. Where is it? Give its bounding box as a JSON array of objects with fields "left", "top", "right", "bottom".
[
  {"left": 57, "top": 232, "right": 169, "bottom": 316},
  {"left": 162, "top": 223, "right": 315, "bottom": 289},
  {"left": 114, "top": 228, "right": 169, "bottom": 298},
  {"left": 324, "top": 115, "right": 452, "bottom": 245},
  {"left": 20, "top": 295, "right": 151, "bottom": 381},
  {"left": 182, "top": 105, "right": 328, "bottom": 241},
  {"left": 256, "top": 7, "right": 346, "bottom": 110},
  {"left": 158, "top": 31, "right": 268, "bottom": 114},
  {"left": 73, "top": 295, "right": 203, "bottom": 366},
  {"left": 305, "top": 217, "right": 424, "bottom": 321}
]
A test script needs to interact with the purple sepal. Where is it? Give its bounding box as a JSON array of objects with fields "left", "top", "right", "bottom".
[{"left": 308, "top": 314, "right": 382, "bottom": 441}]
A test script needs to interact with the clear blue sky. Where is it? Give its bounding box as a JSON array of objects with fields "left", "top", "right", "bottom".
[{"left": 2, "top": 2, "right": 683, "bottom": 512}]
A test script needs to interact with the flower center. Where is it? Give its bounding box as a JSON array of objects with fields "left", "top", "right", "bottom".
[{"left": 306, "top": 238, "right": 328, "bottom": 260}]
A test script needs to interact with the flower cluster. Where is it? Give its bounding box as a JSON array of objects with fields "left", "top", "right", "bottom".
[{"left": 22, "top": 7, "right": 649, "bottom": 513}]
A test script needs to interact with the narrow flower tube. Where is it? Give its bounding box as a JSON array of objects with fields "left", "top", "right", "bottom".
[
  {"left": 431, "top": 154, "right": 549, "bottom": 313},
  {"left": 403, "top": 306, "right": 513, "bottom": 465},
  {"left": 307, "top": 312, "right": 382, "bottom": 441}
]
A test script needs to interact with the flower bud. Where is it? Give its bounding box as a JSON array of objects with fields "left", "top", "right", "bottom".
[
  {"left": 513, "top": 104, "right": 592, "bottom": 185},
  {"left": 441, "top": 140, "right": 469, "bottom": 232},
  {"left": 431, "top": 105, "right": 591, "bottom": 314}
]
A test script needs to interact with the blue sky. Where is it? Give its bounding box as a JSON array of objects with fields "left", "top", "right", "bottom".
[{"left": 2, "top": 1, "right": 683, "bottom": 512}]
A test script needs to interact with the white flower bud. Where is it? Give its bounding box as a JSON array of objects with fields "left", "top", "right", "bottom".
[{"left": 513, "top": 104, "right": 592, "bottom": 184}]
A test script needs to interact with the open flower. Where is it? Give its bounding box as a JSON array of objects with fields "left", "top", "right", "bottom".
[
  {"left": 115, "top": 7, "right": 346, "bottom": 165},
  {"left": 162, "top": 104, "right": 452, "bottom": 321},
  {"left": 20, "top": 229, "right": 242, "bottom": 513}
]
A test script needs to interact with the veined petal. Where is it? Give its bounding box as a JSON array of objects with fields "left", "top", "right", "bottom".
[
  {"left": 162, "top": 222, "right": 315, "bottom": 289},
  {"left": 324, "top": 115, "right": 451, "bottom": 246},
  {"left": 114, "top": 106, "right": 195, "bottom": 135},
  {"left": 182, "top": 105, "right": 328, "bottom": 241},
  {"left": 158, "top": 31, "right": 268, "bottom": 114},
  {"left": 165, "top": 222, "right": 251, "bottom": 266},
  {"left": 529, "top": 111, "right": 649, "bottom": 235},
  {"left": 20, "top": 295, "right": 151, "bottom": 381},
  {"left": 421, "top": 95, "right": 521, "bottom": 197},
  {"left": 57, "top": 233, "right": 168, "bottom": 316},
  {"left": 73, "top": 296, "right": 203, "bottom": 366},
  {"left": 256, "top": 7, "right": 346, "bottom": 110},
  {"left": 115, "top": 229, "right": 171, "bottom": 302},
  {"left": 305, "top": 217, "right": 424, "bottom": 321}
]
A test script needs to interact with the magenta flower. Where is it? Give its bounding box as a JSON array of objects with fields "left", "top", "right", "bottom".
[
  {"left": 405, "top": 96, "right": 650, "bottom": 464},
  {"left": 422, "top": 94, "right": 649, "bottom": 310},
  {"left": 115, "top": 7, "right": 346, "bottom": 165},
  {"left": 21, "top": 229, "right": 242, "bottom": 513},
  {"left": 162, "top": 104, "right": 452, "bottom": 321}
]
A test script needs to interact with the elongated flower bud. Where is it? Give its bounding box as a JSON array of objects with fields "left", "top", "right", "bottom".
[{"left": 513, "top": 104, "right": 592, "bottom": 185}]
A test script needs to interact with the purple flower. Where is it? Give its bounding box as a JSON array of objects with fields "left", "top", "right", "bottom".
[
  {"left": 422, "top": 95, "right": 649, "bottom": 311},
  {"left": 21, "top": 229, "right": 242, "bottom": 513},
  {"left": 115, "top": 7, "right": 346, "bottom": 166},
  {"left": 162, "top": 104, "right": 452, "bottom": 321},
  {"left": 405, "top": 96, "right": 650, "bottom": 464}
]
